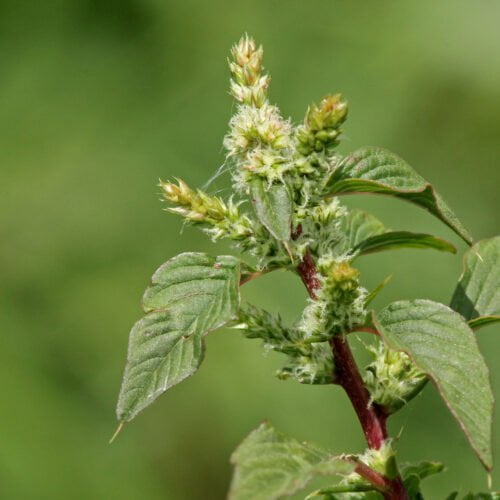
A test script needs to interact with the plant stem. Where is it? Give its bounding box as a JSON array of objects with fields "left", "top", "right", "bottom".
[
  {"left": 296, "top": 249, "right": 408, "bottom": 500},
  {"left": 331, "top": 335, "right": 387, "bottom": 449}
]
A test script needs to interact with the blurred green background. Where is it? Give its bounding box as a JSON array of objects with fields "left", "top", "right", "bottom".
[{"left": 1, "top": 0, "right": 499, "bottom": 498}]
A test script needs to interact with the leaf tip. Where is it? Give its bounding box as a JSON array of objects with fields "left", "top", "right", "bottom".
[
  {"left": 283, "top": 241, "right": 294, "bottom": 263},
  {"left": 109, "top": 421, "right": 125, "bottom": 444}
]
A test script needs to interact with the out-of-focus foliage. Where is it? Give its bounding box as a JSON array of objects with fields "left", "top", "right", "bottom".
[{"left": 1, "top": 1, "right": 499, "bottom": 498}]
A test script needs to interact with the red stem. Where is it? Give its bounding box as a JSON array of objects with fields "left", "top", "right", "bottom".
[
  {"left": 297, "top": 250, "right": 321, "bottom": 292},
  {"left": 296, "top": 249, "right": 408, "bottom": 499},
  {"left": 332, "top": 335, "right": 388, "bottom": 449}
]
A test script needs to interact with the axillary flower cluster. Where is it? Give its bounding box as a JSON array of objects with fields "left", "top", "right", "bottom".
[{"left": 161, "top": 35, "right": 423, "bottom": 406}]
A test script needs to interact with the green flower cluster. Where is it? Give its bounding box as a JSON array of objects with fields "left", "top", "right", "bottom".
[
  {"left": 224, "top": 36, "right": 294, "bottom": 191},
  {"left": 234, "top": 303, "right": 334, "bottom": 385},
  {"left": 160, "top": 178, "right": 253, "bottom": 241},
  {"left": 300, "top": 259, "right": 367, "bottom": 338},
  {"left": 364, "top": 341, "right": 427, "bottom": 413}
]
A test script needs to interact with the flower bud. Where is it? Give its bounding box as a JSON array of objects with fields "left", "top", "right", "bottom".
[
  {"left": 231, "top": 35, "right": 261, "bottom": 71},
  {"left": 306, "top": 94, "right": 348, "bottom": 131},
  {"left": 327, "top": 260, "right": 360, "bottom": 291},
  {"left": 298, "top": 94, "right": 348, "bottom": 155}
]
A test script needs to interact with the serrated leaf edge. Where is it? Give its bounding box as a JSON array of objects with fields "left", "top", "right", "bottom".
[{"left": 372, "top": 305, "right": 494, "bottom": 470}]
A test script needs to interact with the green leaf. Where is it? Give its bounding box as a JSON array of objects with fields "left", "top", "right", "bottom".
[
  {"left": 468, "top": 316, "right": 500, "bottom": 329},
  {"left": 116, "top": 314, "right": 205, "bottom": 423},
  {"left": 338, "top": 209, "right": 386, "bottom": 254},
  {"left": 251, "top": 179, "right": 292, "bottom": 241},
  {"left": 326, "top": 147, "right": 472, "bottom": 244},
  {"left": 401, "top": 461, "right": 444, "bottom": 498},
  {"left": 229, "top": 422, "right": 355, "bottom": 500},
  {"left": 374, "top": 300, "right": 493, "bottom": 470},
  {"left": 451, "top": 236, "right": 500, "bottom": 330},
  {"left": 142, "top": 253, "right": 240, "bottom": 315},
  {"left": 338, "top": 209, "right": 456, "bottom": 258},
  {"left": 354, "top": 231, "right": 456, "bottom": 256},
  {"left": 400, "top": 460, "right": 444, "bottom": 481},
  {"left": 116, "top": 253, "right": 240, "bottom": 422}
]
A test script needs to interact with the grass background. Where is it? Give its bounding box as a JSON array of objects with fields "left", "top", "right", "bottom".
[{"left": 1, "top": 0, "right": 499, "bottom": 498}]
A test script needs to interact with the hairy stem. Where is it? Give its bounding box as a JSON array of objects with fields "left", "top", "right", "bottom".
[{"left": 296, "top": 249, "right": 408, "bottom": 499}]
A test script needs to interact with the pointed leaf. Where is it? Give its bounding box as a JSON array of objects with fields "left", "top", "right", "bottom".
[
  {"left": 354, "top": 231, "right": 456, "bottom": 256},
  {"left": 337, "top": 209, "right": 386, "bottom": 254},
  {"left": 451, "top": 236, "right": 500, "bottom": 330},
  {"left": 374, "top": 300, "right": 493, "bottom": 470},
  {"left": 117, "top": 253, "right": 240, "bottom": 422},
  {"left": 251, "top": 179, "right": 292, "bottom": 241},
  {"left": 365, "top": 275, "right": 392, "bottom": 307},
  {"left": 326, "top": 147, "right": 472, "bottom": 244},
  {"left": 229, "top": 422, "right": 355, "bottom": 500},
  {"left": 116, "top": 313, "right": 205, "bottom": 422}
]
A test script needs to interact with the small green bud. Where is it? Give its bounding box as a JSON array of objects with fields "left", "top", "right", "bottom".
[
  {"left": 327, "top": 129, "right": 339, "bottom": 140},
  {"left": 296, "top": 127, "right": 311, "bottom": 145},
  {"left": 309, "top": 155, "right": 319, "bottom": 166},
  {"left": 301, "top": 94, "right": 348, "bottom": 155},
  {"left": 297, "top": 144, "right": 312, "bottom": 155},
  {"left": 315, "top": 130, "right": 330, "bottom": 143},
  {"left": 309, "top": 198, "right": 345, "bottom": 225},
  {"left": 160, "top": 178, "right": 193, "bottom": 205}
]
